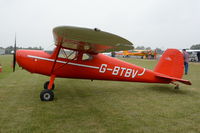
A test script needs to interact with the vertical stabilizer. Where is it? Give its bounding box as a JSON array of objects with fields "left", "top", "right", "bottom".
[{"left": 154, "top": 49, "right": 184, "bottom": 79}]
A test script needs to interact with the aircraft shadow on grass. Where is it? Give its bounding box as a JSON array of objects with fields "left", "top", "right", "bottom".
[{"left": 147, "top": 84, "right": 191, "bottom": 95}]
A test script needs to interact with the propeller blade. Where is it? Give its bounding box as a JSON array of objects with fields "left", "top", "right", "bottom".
[{"left": 13, "top": 35, "right": 16, "bottom": 72}]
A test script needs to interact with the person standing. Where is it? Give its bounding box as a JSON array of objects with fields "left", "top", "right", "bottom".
[
  {"left": 197, "top": 51, "right": 200, "bottom": 62},
  {"left": 182, "top": 49, "right": 189, "bottom": 75}
]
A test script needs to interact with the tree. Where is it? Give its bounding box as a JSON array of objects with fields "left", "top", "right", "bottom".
[
  {"left": 155, "top": 48, "right": 163, "bottom": 54},
  {"left": 145, "top": 47, "right": 151, "bottom": 50},
  {"left": 5, "top": 46, "right": 44, "bottom": 54},
  {"left": 5, "top": 46, "right": 14, "bottom": 54},
  {"left": 190, "top": 44, "right": 200, "bottom": 50},
  {"left": 135, "top": 46, "right": 145, "bottom": 50}
]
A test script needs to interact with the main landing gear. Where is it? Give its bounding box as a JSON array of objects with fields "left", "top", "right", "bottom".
[
  {"left": 40, "top": 42, "right": 61, "bottom": 101},
  {"left": 40, "top": 75, "right": 56, "bottom": 101}
]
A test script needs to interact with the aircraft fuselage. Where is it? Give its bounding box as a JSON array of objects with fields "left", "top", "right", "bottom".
[{"left": 16, "top": 48, "right": 170, "bottom": 84}]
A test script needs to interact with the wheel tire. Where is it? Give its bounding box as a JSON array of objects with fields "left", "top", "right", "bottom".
[
  {"left": 40, "top": 89, "right": 54, "bottom": 101},
  {"left": 44, "top": 81, "right": 55, "bottom": 90}
]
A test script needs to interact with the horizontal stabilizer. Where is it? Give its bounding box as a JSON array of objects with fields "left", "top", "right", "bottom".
[{"left": 155, "top": 73, "right": 192, "bottom": 85}]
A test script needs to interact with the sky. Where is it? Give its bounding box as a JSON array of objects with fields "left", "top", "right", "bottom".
[{"left": 0, "top": 0, "right": 200, "bottom": 50}]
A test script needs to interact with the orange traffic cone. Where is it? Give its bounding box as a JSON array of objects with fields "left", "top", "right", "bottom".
[{"left": 0, "top": 64, "right": 2, "bottom": 72}]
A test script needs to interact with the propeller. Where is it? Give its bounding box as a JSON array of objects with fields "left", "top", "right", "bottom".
[{"left": 13, "top": 35, "right": 17, "bottom": 72}]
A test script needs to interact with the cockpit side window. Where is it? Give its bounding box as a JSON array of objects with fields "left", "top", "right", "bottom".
[
  {"left": 58, "top": 48, "right": 93, "bottom": 61},
  {"left": 58, "top": 48, "right": 78, "bottom": 60}
]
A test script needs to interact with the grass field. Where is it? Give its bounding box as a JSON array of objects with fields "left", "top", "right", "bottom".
[{"left": 0, "top": 55, "right": 200, "bottom": 133}]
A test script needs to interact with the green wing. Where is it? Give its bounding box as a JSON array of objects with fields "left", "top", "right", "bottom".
[{"left": 53, "top": 26, "right": 134, "bottom": 53}]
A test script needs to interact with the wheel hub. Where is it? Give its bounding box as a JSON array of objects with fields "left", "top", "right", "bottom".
[{"left": 44, "top": 93, "right": 51, "bottom": 100}]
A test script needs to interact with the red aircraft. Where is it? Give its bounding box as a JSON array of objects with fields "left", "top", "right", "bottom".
[{"left": 13, "top": 26, "right": 191, "bottom": 101}]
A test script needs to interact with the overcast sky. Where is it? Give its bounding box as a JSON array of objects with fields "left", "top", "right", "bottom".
[{"left": 0, "top": 0, "right": 200, "bottom": 50}]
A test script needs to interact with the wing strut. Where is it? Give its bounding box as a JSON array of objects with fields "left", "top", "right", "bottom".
[{"left": 51, "top": 45, "right": 62, "bottom": 74}]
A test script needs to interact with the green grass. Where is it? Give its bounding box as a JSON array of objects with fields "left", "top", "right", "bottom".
[{"left": 0, "top": 55, "right": 200, "bottom": 133}]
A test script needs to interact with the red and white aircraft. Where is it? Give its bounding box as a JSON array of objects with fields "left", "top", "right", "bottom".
[{"left": 13, "top": 26, "right": 191, "bottom": 101}]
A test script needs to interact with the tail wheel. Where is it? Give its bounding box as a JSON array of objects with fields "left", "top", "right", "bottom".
[
  {"left": 44, "top": 81, "right": 55, "bottom": 90},
  {"left": 40, "top": 89, "right": 54, "bottom": 101}
]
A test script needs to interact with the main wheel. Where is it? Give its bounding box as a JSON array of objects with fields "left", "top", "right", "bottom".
[
  {"left": 40, "top": 89, "right": 54, "bottom": 101},
  {"left": 44, "top": 81, "right": 55, "bottom": 90}
]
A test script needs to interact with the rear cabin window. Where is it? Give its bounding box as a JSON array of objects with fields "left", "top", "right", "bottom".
[{"left": 82, "top": 53, "right": 92, "bottom": 60}]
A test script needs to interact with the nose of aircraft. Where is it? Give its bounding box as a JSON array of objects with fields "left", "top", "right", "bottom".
[
  {"left": 16, "top": 50, "right": 23, "bottom": 67},
  {"left": 15, "top": 49, "right": 37, "bottom": 72},
  {"left": 15, "top": 49, "right": 50, "bottom": 73},
  {"left": 13, "top": 49, "right": 24, "bottom": 72}
]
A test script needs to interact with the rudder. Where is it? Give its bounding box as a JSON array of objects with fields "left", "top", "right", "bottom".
[{"left": 154, "top": 49, "right": 184, "bottom": 79}]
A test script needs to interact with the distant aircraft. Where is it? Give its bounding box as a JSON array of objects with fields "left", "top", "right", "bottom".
[
  {"left": 13, "top": 26, "right": 191, "bottom": 101},
  {"left": 120, "top": 49, "right": 157, "bottom": 59}
]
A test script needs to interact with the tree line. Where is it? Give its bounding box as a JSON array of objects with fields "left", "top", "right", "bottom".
[
  {"left": 3, "top": 46, "right": 43, "bottom": 54},
  {"left": 1, "top": 44, "right": 200, "bottom": 55},
  {"left": 190, "top": 44, "right": 200, "bottom": 50}
]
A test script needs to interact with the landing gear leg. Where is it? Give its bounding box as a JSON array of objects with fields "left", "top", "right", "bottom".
[
  {"left": 44, "top": 81, "right": 55, "bottom": 90},
  {"left": 40, "top": 75, "right": 56, "bottom": 101},
  {"left": 40, "top": 44, "right": 61, "bottom": 101}
]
